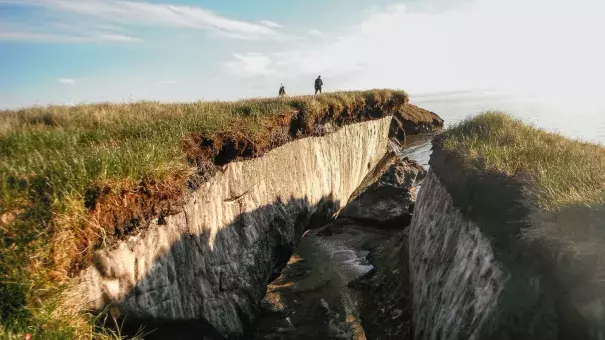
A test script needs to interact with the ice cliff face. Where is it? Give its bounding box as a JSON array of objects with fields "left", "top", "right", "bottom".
[
  {"left": 409, "top": 170, "right": 514, "bottom": 340},
  {"left": 74, "top": 117, "right": 392, "bottom": 338},
  {"left": 408, "top": 144, "right": 592, "bottom": 340}
]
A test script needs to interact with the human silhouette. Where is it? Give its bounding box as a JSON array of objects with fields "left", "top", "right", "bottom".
[
  {"left": 278, "top": 83, "right": 286, "bottom": 97},
  {"left": 314, "top": 76, "right": 323, "bottom": 94}
]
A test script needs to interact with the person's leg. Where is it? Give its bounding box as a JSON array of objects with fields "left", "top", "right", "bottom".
[{"left": 315, "top": 88, "right": 318, "bottom": 95}]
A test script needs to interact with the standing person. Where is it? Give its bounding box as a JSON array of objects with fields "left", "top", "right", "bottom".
[
  {"left": 314, "top": 75, "right": 323, "bottom": 95},
  {"left": 278, "top": 83, "right": 286, "bottom": 97}
]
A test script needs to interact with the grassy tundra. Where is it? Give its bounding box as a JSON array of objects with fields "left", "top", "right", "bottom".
[
  {"left": 441, "top": 112, "right": 605, "bottom": 303},
  {"left": 443, "top": 112, "right": 605, "bottom": 210},
  {"left": 0, "top": 90, "right": 409, "bottom": 338},
  {"left": 437, "top": 112, "right": 605, "bottom": 338}
]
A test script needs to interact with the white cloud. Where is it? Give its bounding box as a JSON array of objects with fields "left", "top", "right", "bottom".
[
  {"left": 2, "top": 0, "right": 287, "bottom": 41},
  {"left": 261, "top": 20, "right": 282, "bottom": 28},
  {"left": 92, "top": 24, "right": 124, "bottom": 32},
  {"left": 225, "top": 53, "right": 276, "bottom": 77},
  {"left": 0, "top": 31, "right": 140, "bottom": 42},
  {"left": 5, "top": 0, "right": 605, "bottom": 107},
  {"left": 308, "top": 29, "right": 324, "bottom": 38},
  {"left": 226, "top": 0, "right": 605, "bottom": 100},
  {"left": 153, "top": 80, "right": 178, "bottom": 85},
  {"left": 58, "top": 78, "right": 75, "bottom": 85},
  {"left": 95, "top": 33, "right": 140, "bottom": 42}
]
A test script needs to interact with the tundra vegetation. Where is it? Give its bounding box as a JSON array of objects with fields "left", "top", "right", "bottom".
[
  {"left": 442, "top": 112, "right": 605, "bottom": 292},
  {"left": 443, "top": 112, "right": 605, "bottom": 211},
  {"left": 0, "top": 90, "right": 412, "bottom": 338}
]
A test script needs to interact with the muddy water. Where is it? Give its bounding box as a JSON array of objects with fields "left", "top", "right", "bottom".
[
  {"left": 253, "top": 221, "right": 400, "bottom": 339},
  {"left": 396, "top": 133, "right": 436, "bottom": 169}
]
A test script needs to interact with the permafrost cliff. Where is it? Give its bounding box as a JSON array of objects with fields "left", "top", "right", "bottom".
[
  {"left": 76, "top": 117, "right": 394, "bottom": 337},
  {"left": 407, "top": 137, "right": 599, "bottom": 340},
  {"left": 68, "top": 98, "right": 601, "bottom": 340}
]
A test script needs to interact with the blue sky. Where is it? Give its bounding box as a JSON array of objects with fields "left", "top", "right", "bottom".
[{"left": 1, "top": 0, "right": 604, "bottom": 108}]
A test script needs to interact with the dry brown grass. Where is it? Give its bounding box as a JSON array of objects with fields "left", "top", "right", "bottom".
[
  {"left": 392, "top": 104, "right": 443, "bottom": 135},
  {"left": 398, "top": 104, "right": 440, "bottom": 124}
]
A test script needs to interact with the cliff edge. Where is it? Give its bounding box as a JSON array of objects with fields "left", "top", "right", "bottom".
[
  {"left": 409, "top": 112, "right": 604, "bottom": 339},
  {"left": 0, "top": 90, "right": 442, "bottom": 338}
]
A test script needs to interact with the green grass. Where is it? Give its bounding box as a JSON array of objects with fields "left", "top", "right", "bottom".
[
  {"left": 442, "top": 112, "right": 605, "bottom": 298},
  {"left": 442, "top": 112, "right": 605, "bottom": 211},
  {"left": 0, "top": 89, "right": 408, "bottom": 338}
]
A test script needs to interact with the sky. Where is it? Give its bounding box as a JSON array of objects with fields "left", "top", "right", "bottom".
[{"left": 1, "top": 0, "right": 604, "bottom": 108}]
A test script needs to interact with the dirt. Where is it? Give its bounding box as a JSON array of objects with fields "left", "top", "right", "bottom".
[{"left": 90, "top": 101, "right": 407, "bottom": 245}]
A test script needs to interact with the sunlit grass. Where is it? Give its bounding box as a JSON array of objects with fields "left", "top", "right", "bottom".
[
  {"left": 443, "top": 112, "right": 605, "bottom": 295},
  {"left": 443, "top": 111, "right": 605, "bottom": 210}
]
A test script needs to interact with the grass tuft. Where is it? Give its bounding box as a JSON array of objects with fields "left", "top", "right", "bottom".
[
  {"left": 442, "top": 111, "right": 605, "bottom": 210},
  {"left": 442, "top": 112, "right": 605, "bottom": 282}
]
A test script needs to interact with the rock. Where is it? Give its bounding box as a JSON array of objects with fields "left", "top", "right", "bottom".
[
  {"left": 387, "top": 140, "right": 404, "bottom": 154},
  {"left": 389, "top": 117, "right": 406, "bottom": 144},
  {"left": 339, "top": 152, "right": 426, "bottom": 228},
  {"left": 349, "top": 230, "right": 414, "bottom": 340}
]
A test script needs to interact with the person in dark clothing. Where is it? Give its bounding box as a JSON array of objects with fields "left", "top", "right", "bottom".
[
  {"left": 278, "top": 83, "right": 286, "bottom": 97},
  {"left": 314, "top": 75, "right": 323, "bottom": 94}
]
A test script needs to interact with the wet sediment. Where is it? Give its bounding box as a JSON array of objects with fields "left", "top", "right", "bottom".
[
  {"left": 253, "top": 148, "right": 427, "bottom": 339},
  {"left": 253, "top": 221, "right": 400, "bottom": 340}
]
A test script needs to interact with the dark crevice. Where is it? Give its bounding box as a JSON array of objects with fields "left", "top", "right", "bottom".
[
  {"left": 109, "top": 195, "right": 342, "bottom": 340},
  {"left": 429, "top": 138, "right": 591, "bottom": 339}
]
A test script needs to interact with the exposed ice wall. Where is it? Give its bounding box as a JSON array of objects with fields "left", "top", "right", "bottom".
[{"left": 409, "top": 170, "right": 507, "bottom": 339}]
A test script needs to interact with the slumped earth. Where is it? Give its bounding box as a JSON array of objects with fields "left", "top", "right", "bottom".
[
  {"left": 253, "top": 142, "right": 428, "bottom": 340},
  {"left": 254, "top": 222, "right": 398, "bottom": 339}
]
